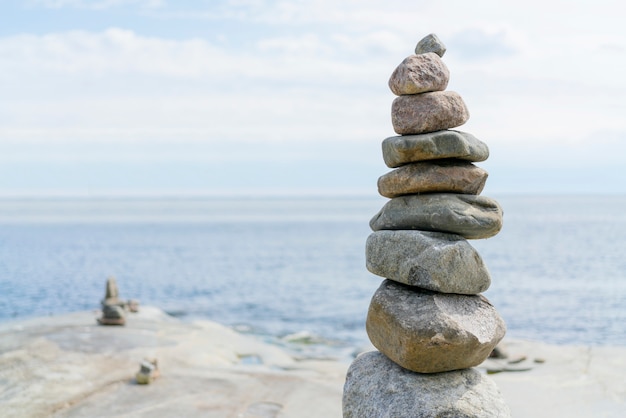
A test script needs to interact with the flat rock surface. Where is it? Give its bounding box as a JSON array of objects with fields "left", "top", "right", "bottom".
[
  {"left": 377, "top": 160, "right": 488, "bottom": 197},
  {"left": 369, "top": 193, "right": 503, "bottom": 239},
  {"left": 1, "top": 310, "right": 625, "bottom": 418},
  {"left": 382, "top": 130, "right": 489, "bottom": 168},
  {"left": 0, "top": 307, "right": 346, "bottom": 418},
  {"left": 392, "top": 91, "right": 469, "bottom": 135},
  {"left": 366, "top": 230, "right": 491, "bottom": 294}
]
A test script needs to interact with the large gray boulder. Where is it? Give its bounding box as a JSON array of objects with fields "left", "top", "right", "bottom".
[
  {"left": 343, "top": 351, "right": 511, "bottom": 418},
  {"left": 369, "top": 193, "right": 503, "bottom": 239},
  {"left": 382, "top": 130, "right": 489, "bottom": 168},
  {"left": 392, "top": 91, "right": 469, "bottom": 135},
  {"left": 366, "top": 280, "right": 506, "bottom": 373},
  {"left": 366, "top": 230, "right": 490, "bottom": 294},
  {"left": 377, "top": 160, "right": 488, "bottom": 197},
  {"left": 388, "top": 53, "right": 449, "bottom": 96}
]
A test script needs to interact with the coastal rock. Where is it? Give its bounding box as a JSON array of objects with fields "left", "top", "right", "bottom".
[
  {"left": 366, "top": 230, "right": 490, "bottom": 294},
  {"left": 369, "top": 193, "right": 503, "bottom": 239},
  {"left": 343, "top": 351, "right": 511, "bottom": 418},
  {"left": 377, "top": 160, "right": 488, "bottom": 197},
  {"left": 388, "top": 53, "right": 449, "bottom": 95},
  {"left": 414, "top": 33, "right": 447, "bottom": 57},
  {"left": 392, "top": 91, "right": 469, "bottom": 135},
  {"left": 366, "top": 280, "right": 506, "bottom": 373},
  {"left": 382, "top": 130, "right": 489, "bottom": 168}
]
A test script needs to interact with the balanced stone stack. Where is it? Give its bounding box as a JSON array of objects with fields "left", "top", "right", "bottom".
[{"left": 343, "top": 34, "right": 511, "bottom": 417}]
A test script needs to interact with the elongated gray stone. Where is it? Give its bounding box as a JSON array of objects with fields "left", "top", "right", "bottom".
[
  {"left": 366, "top": 280, "right": 506, "bottom": 373},
  {"left": 369, "top": 193, "right": 503, "bottom": 239},
  {"left": 388, "top": 52, "right": 449, "bottom": 95},
  {"left": 343, "top": 351, "right": 511, "bottom": 418},
  {"left": 377, "top": 160, "right": 488, "bottom": 197},
  {"left": 392, "top": 91, "right": 469, "bottom": 135},
  {"left": 414, "top": 33, "right": 447, "bottom": 57},
  {"left": 382, "top": 130, "right": 489, "bottom": 168},
  {"left": 366, "top": 230, "right": 490, "bottom": 294}
]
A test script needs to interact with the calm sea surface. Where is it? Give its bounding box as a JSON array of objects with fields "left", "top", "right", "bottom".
[{"left": 0, "top": 195, "right": 624, "bottom": 359}]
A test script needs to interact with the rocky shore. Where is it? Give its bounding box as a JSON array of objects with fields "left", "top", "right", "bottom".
[{"left": 0, "top": 307, "right": 624, "bottom": 417}]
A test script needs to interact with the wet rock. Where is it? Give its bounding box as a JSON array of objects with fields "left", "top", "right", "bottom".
[
  {"left": 343, "top": 351, "right": 511, "bottom": 417},
  {"left": 377, "top": 160, "right": 488, "bottom": 197},
  {"left": 366, "top": 230, "right": 490, "bottom": 294},
  {"left": 366, "top": 280, "right": 506, "bottom": 373},
  {"left": 382, "top": 130, "right": 489, "bottom": 168},
  {"left": 369, "top": 193, "right": 503, "bottom": 239}
]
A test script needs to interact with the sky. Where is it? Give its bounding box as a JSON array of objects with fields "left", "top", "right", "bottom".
[{"left": 0, "top": 0, "right": 625, "bottom": 196}]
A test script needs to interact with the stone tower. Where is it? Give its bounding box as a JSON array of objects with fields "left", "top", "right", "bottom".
[{"left": 343, "top": 34, "right": 511, "bottom": 417}]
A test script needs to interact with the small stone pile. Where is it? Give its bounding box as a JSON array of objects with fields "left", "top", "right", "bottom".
[
  {"left": 343, "top": 34, "right": 511, "bottom": 417},
  {"left": 97, "top": 276, "right": 139, "bottom": 326}
]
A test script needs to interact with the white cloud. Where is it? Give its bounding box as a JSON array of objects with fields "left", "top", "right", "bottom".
[{"left": 27, "top": 0, "right": 164, "bottom": 10}]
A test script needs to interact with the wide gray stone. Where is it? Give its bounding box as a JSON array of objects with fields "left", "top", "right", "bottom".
[
  {"left": 343, "top": 351, "right": 511, "bottom": 418},
  {"left": 369, "top": 193, "right": 503, "bottom": 239},
  {"left": 377, "top": 160, "right": 488, "bottom": 197},
  {"left": 366, "top": 280, "right": 506, "bottom": 373},
  {"left": 414, "top": 33, "right": 447, "bottom": 57},
  {"left": 392, "top": 91, "right": 469, "bottom": 135},
  {"left": 382, "top": 130, "right": 489, "bottom": 168},
  {"left": 388, "top": 53, "right": 449, "bottom": 95},
  {"left": 366, "top": 230, "right": 490, "bottom": 294}
]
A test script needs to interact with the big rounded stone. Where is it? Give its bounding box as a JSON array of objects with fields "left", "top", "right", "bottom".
[
  {"left": 377, "top": 160, "right": 488, "bottom": 197},
  {"left": 392, "top": 91, "right": 469, "bottom": 135},
  {"left": 382, "top": 130, "right": 489, "bottom": 168},
  {"left": 366, "top": 230, "right": 490, "bottom": 294},
  {"left": 369, "top": 193, "right": 503, "bottom": 239},
  {"left": 366, "top": 280, "right": 506, "bottom": 373},
  {"left": 388, "top": 52, "right": 449, "bottom": 95},
  {"left": 343, "top": 351, "right": 511, "bottom": 418}
]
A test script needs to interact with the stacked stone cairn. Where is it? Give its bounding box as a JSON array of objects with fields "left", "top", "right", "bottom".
[
  {"left": 343, "top": 34, "right": 511, "bottom": 417},
  {"left": 97, "top": 276, "right": 139, "bottom": 326}
]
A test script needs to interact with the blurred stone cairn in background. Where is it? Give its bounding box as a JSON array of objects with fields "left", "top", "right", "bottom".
[
  {"left": 97, "top": 276, "right": 139, "bottom": 326},
  {"left": 343, "top": 34, "right": 511, "bottom": 417}
]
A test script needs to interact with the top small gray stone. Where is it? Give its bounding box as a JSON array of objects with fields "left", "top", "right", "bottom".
[{"left": 415, "top": 33, "right": 446, "bottom": 57}]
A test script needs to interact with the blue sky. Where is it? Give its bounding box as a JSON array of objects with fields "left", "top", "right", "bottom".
[{"left": 1, "top": 0, "right": 625, "bottom": 196}]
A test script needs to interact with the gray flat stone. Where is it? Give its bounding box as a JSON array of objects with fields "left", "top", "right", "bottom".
[
  {"left": 382, "top": 130, "right": 489, "bottom": 168},
  {"left": 343, "top": 351, "right": 510, "bottom": 418},
  {"left": 392, "top": 91, "right": 469, "bottom": 135},
  {"left": 366, "top": 280, "right": 506, "bottom": 373},
  {"left": 414, "top": 33, "right": 447, "bottom": 57},
  {"left": 370, "top": 193, "right": 503, "bottom": 239},
  {"left": 378, "top": 160, "right": 488, "bottom": 197},
  {"left": 366, "top": 230, "right": 491, "bottom": 294},
  {"left": 388, "top": 52, "right": 449, "bottom": 95}
]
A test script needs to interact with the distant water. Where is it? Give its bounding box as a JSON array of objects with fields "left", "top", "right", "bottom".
[{"left": 0, "top": 195, "right": 624, "bottom": 360}]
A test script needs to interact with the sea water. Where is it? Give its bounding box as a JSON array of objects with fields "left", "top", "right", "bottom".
[{"left": 0, "top": 195, "right": 624, "bottom": 360}]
